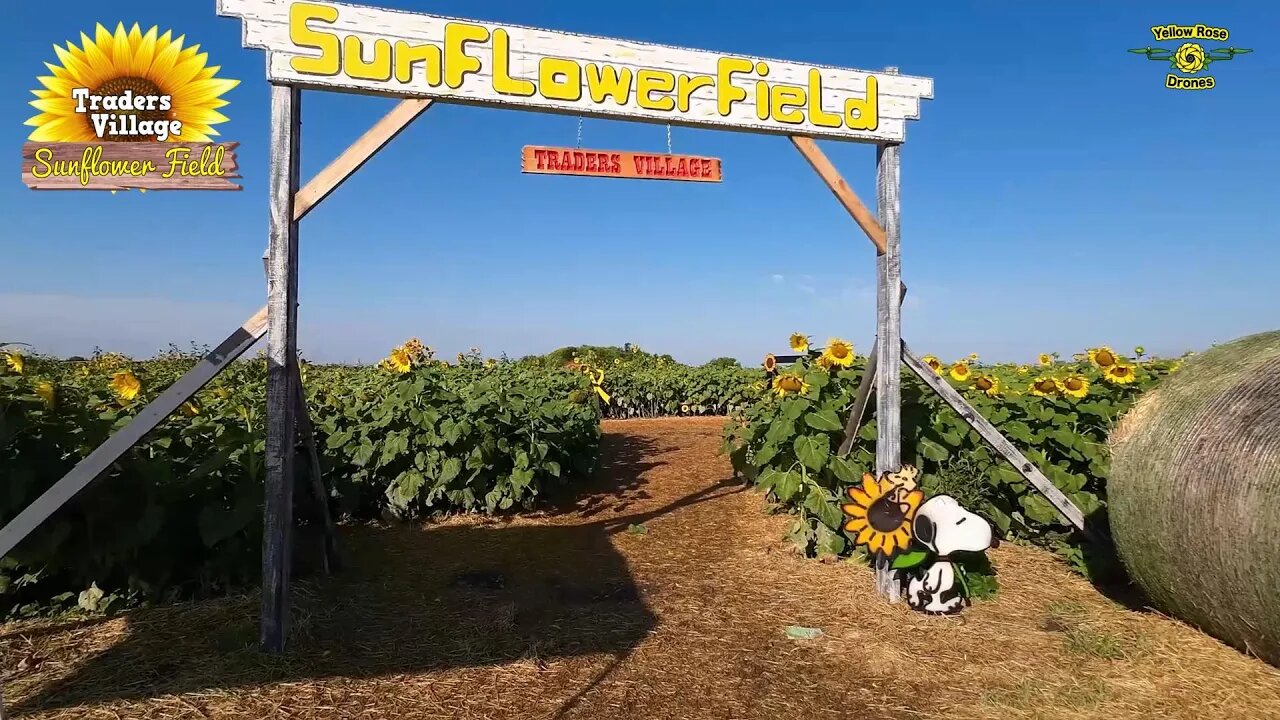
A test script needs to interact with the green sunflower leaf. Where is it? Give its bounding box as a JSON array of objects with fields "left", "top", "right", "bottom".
[
  {"left": 829, "top": 455, "right": 859, "bottom": 484},
  {"left": 804, "top": 408, "right": 843, "bottom": 432},
  {"left": 794, "top": 433, "right": 830, "bottom": 472},
  {"left": 890, "top": 550, "right": 930, "bottom": 570}
]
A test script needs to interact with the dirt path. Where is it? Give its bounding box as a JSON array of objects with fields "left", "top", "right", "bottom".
[{"left": 4, "top": 418, "right": 1280, "bottom": 719}]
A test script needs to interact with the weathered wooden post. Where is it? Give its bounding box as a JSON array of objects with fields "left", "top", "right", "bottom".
[
  {"left": 261, "top": 83, "right": 301, "bottom": 653},
  {"left": 872, "top": 70, "right": 904, "bottom": 600}
]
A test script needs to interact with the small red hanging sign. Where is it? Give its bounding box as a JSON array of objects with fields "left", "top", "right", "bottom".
[{"left": 521, "top": 145, "right": 722, "bottom": 183}]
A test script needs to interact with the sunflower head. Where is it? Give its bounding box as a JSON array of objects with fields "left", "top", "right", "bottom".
[
  {"left": 973, "top": 374, "right": 1001, "bottom": 397},
  {"left": 822, "top": 338, "right": 855, "bottom": 368},
  {"left": 1037, "top": 353, "right": 1053, "bottom": 367},
  {"left": 388, "top": 346, "right": 413, "bottom": 374},
  {"left": 842, "top": 471, "right": 925, "bottom": 559},
  {"left": 34, "top": 381, "right": 56, "bottom": 409},
  {"left": 1174, "top": 42, "right": 1207, "bottom": 74},
  {"left": 27, "top": 23, "right": 239, "bottom": 143},
  {"left": 4, "top": 352, "right": 24, "bottom": 375},
  {"left": 763, "top": 353, "right": 777, "bottom": 373},
  {"left": 1104, "top": 363, "right": 1138, "bottom": 384},
  {"left": 788, "top": 333, "right": 810, "bottom": 353},
  {"left": 109, "top": 370, "right": 142, "bottom": 402},
  {"left": 1088, "top": 347, "right": 1118, "bottom": 368},
  {"left": 772, "top": 373, "right": 809, "bottom": 397},
  {"left": 949, "top": 362, "right": 971, "bottom": 382},
  {"left": 1060, "top": 375, "right": 1089, "bottom": 399},
  {"left": 180, "top": 400, "right": 200, "bottom": 417},
  {"left": 1016, "top": 365, "right": 1031, "bottom": 375},
  {"left": 922, "top": 355, "right": 944, "bottom": 375},
  {"left": 1029, "top": 376, "right": 1060, "bottom": 398}
]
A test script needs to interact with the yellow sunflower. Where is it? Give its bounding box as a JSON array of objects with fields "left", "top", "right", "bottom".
[
  {"left": 822, "top": 338, "right": 855, "bottom": 368},
  {"left": 789, "top": 333, "right": 810, "bottom": 353},
  {"left": 1060, "top": 375, "right": 1089, "bottom": 399},
  {"left": 1016, "top": 365, "right": 1031, "bottom": 375},
  {"left": 109, "top": 370, "right": 142, "bottom": 402},
  {"left": 763, "top": 353, "right": 777, "bottom": 373},
  {"left": 949, "top": 361, "right": 971, "bottom": 382},
  {"left": 26, "top": 23, "right": 238, "bottom": 143},
  {"left": 388, "top": 346, "right": 413, "bottom": 374},
  {"left": 1088, "top": 347, "right": 1118, "bottom": 368},
  {"left": 180, "top": 400, "right": 200, "bottom": 417},
  {"left": 1029, "top": 376, "right": 1060, "bottom": 398},
  {"left": 1037, "top": 353, "right": 1053, "bottom": 367},
  {"left": 973, "top": 374, "right": 1000, "bottom": 397},
  {"left": 922, "top": 355, "right": 944, "bottom": 375},
  {"left": 681, "top": 404, "right": 690, "bottom": 413},
  {"left": 34, "top": 381, "right": 56, "bottom": 409},
  {"left": 4, "top": 352, "right": 24, "bottom": 375},
  {"left": 842, "top": 472, "right": 924, "bottom": 559},
  {"left": 1104, "top": 363, "right": 1138, "bottom": 384},
  {"left": 968, "top": 352, "right": 980, "bottom": 361},
  {"left": 403, "top": 338, "right": 425, "bottom": 357},
  {"left": 486, "top": 358, "right": 498, "bottom": 369},
  {"left": 772, "top": 373, "right": 809, "bottom": 397},
  {"left": 1174, "top": 42, "right": 1207, "bottom": 74}
]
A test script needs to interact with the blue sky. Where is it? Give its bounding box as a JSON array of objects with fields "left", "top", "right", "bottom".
[{"left": 2, "top": 1, "right": 1277, "bottom": 365}]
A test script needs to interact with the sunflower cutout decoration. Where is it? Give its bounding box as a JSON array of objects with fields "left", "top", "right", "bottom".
[
  {"left": 26, "top": 22, "right": 238, "bottom": 143},
  {"left": 841, "top": 465, "right": 924, "bottom": 560}
]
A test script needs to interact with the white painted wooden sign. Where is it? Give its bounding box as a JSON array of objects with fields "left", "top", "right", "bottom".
[{"left": 216, "top": 0, "right": 933, "bottom": 143}]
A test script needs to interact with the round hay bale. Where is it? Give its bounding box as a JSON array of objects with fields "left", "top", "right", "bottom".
[{"left": 1109, "top": 331, "right": 1280, "bottom": 665}]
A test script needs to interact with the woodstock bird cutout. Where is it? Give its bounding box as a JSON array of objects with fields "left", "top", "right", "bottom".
[{"left": 904, "top": 495, "right": 999, "bottom": 615}]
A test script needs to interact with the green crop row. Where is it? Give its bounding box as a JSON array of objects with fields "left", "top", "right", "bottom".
[
  {"left": 721, "top": 340, "right": 1182, "bottom": 577},
  {"left": 0, "top": 343, "right": 600, "bottom": 618}
]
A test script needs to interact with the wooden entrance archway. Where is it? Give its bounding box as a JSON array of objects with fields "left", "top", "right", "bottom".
[{"left": 0, "top": 0, "right": 1095, "bottom": 655}]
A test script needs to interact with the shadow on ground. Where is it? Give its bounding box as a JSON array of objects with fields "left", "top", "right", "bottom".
[{"left": 11, "top": 432, "right": 746, "bottom": 715}]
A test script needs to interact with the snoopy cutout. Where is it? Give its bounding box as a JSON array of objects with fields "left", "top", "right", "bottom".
[{"left": 904, "top": 495, "right": 999, "bottom": 615}]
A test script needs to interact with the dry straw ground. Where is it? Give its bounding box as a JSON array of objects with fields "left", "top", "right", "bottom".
[{"left": 3, "top": 418, "right": 1279, "bottom": 719}]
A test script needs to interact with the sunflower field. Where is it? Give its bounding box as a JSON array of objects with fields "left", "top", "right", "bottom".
[
  {"left": 721, "top": 336, "right": 1182, "bottom": 576},
  {"left": 2, "top": 334, "right": 1176, "bottom": 616},
  {"left": 548, "top": 346, "right": 764, "bottom": 419},
  {"left": 0, "top": 341, "right": 600, "bottom": 617}
]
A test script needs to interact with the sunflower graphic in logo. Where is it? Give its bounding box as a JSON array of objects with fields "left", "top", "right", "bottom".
[
  {"left": 26, "top": 23, "right": 238, "bottom": 143},
  {"left": 842, "top": 466, "right": 925, "bottom": 560},
  {"left": 1173, "top": 43, "right": 1207, "bottom": 73}
]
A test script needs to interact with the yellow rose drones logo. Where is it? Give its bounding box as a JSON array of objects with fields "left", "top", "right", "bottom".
[
  {"left": 1129, "top": 24, "right": 1252, "bottom": 91},
  {"left": 22, "top": 23, "right": 243, "bottom": 191}
]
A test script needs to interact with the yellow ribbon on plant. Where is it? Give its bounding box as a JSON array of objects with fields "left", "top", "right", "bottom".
[{"left": 585, "top": 366, "right": 610, "bottom": 404}]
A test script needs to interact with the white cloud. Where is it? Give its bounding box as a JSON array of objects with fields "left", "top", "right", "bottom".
[{"left": 771, "top": 274, "right": 785, "bottom": 284}]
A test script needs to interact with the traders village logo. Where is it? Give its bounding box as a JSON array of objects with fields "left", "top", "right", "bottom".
[
  {"left": 22, "top": 23, "right": 242, "bottom": 191},
  {"left": 1129, "top": 24, "right": 1252, "bottom": 91}
]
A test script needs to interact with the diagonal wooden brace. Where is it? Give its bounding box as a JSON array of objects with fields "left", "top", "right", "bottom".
[
  {"left": 900, "top": 339, "right": 1103, "bottom": 542},
  {"left": 0, "top": 308, "right": 269, "bottom": 560}
]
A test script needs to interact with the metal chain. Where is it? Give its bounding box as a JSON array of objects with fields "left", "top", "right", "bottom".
[
  {"left": 576, "top": 117, "right": 583, "bottom": 148},
  {"left": 666, "top": 123, "right": 672, "bottom": 154}
]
